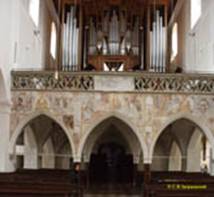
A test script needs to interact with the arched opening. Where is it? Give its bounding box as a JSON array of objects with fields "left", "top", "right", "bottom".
[
  {"left": 187, "top": 128, "right": 211, "bottom": 172},
  {"left": 81, "top": 116, "right": 143, "bottom": 189},
  {"left": 14, "top": 115, "right": 73, "bottom": 170},
  {"left": 152, "top": 118, "right": 211, "bottom": 174}
]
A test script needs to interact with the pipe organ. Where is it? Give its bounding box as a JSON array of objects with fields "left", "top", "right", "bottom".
[{"left": 60, "top": 0, "right": 169, "bottom": 72}]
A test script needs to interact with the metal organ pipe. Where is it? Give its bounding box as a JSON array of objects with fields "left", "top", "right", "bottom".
[
  {"left": 156, "top": 11, "right": 160, "bottom": 72},
  {"left": 62, "top": 23, "right": 66, "bottom": 69},
  {"left": 66, "top": 12, "right": 70, "bottom": 70},
  {"left": 109, "top": 10, "right": 119, "bottom": 55},
  {"left": 140, "top": 30, "right": 144, "bottom": 70},
  {"left": 62, "top": 5, "right": 79, "bottom": 71},
  {"left": 149, "top": 9, "right": 166, "bottom": 72},
  {"left": 69, "top": 7, "right": 73, "bottom": 69},
  {"left": 150, "top": 30, "right": 153, "bottom": 70},
  {"left": 89, "top": 18, "right": 96, "bottom": 55},
  {"left": 152, "top": 21, "right": 156, "bottom": 72},
  {"left": 72, "top": 7, "right": 76, "bottom": 69},
  {"left": 83, "top": 27, "right": 88, "bottom": 68},
  {"left": 159, "top": 16, "right": 163, "bottom": 72},
  {"left": 162, "top": 26, "right": 166, "bottom": 72}
]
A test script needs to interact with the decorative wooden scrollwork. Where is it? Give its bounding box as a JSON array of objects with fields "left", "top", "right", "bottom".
[
  {"left": 12, "top": 71, "right": 94, "bottom": 91},
  {"left": 135, "top": 74, "right": 214, "bottom": 94}
]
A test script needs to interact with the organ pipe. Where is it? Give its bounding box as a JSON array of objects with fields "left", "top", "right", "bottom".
[
  {"left": 109, "top": 10, "right": 120, "bottom": 55},
  {"left": 83, "top": 26, "right": 88, "bottom": 68},
  {"left": 156, "top": 11, "right": 160, "bottom": 71},
  {"left": 140, "top": 30, "right": 144, "bottom": 70},
  {"left": 149, "top": 8, "right": 166, "bottom": 72},
  {"left": 89, "top": 18, "right": 97, "bottom": 55},
  {"left": 159, "top": 16, "right": 163, "bottom": 72},
  {"left": 62, "top": 5, "right": 79, "bottom": 71}
]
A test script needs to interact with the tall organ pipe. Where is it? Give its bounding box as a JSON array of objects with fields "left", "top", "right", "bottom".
[
  {"left": 156, "top": 11, "right": 160, "bottom": 72},
  {"left": 162, "top": 27, "right": 166, "bottom": 72},
  {"left": 150, "top": 31, "right": 153, "bottom": 70},
  {"left": 69, "top": 7, "right": 73, "bottom": 69},
  {"left": 150, "top": 9, "right": 166, "bottom": 72},
  {"left": 66, "top": 12, "right": 70, "bottom": 70},
  {"left": 62, "top": 5, "right": 79, "bottom": 71},
  {"left": 62, "top": 23, "right": 66, "bottom": 69},
  {"left": 83, "top": 27, "right": 88, "bottom": 68},
  {"left": 71, "top": 7, "right": 75, "bottom": 69},
  {"left": 159, "top": 16, "right": 163, "bottom": 72},
  {"left": 141, "top": 31, "right": 144, "bottom": 70},
  {"left": 152, "top": 21, "right": 156, "bottom": 72}
]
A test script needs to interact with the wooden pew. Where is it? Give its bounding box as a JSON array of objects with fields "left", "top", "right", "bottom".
[{"left": 0, "top": 169, "right": 81, "bottom": 197}]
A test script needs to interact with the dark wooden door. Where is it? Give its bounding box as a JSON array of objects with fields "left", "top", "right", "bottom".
[{"left": 89, "top": 142, "right": 134, "bottom": 185}]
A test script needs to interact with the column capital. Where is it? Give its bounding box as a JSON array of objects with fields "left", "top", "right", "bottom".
[{"left": 73, "top": 155, "right": 82, "bottom": 163}]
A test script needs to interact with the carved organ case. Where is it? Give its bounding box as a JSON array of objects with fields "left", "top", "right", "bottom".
[
  {"left": 60, "top": 0, "right": 169, "bottom": 72},
  {"left": 86, "top": 8, "right": 142, "bottom": 71}
]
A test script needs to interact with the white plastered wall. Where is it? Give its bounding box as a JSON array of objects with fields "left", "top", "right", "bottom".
[
  {"left": 172, "top": 0, "right": 214, "bottom": 73},
  {"left": 0, "top": 0, "right": 57, "bottom": 171}
]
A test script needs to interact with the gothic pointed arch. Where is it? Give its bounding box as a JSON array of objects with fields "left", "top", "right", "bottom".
[
  {"left": 151, "top": 113, "right": 214, "bottom": 173},
  {"left": 77, "top": 113, "right": 147, "bottom": 163},
  {"left": 150, "top": 113, "right": 214, "bottom": 161},
  {"left": 9, "top": 112, "right": 75, "bottom": 169}
]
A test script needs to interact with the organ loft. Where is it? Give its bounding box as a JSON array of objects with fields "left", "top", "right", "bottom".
[{"left": 59, "top": 0, "right": 168, "bottom": 72}]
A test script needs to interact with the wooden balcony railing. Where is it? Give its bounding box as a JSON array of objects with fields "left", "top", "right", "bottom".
[
  {"left": 11, "top": 71, "right": 214, "bottom": 94},
  {"left": 11, "top": 71, "right": 94, "bottom": 91}
]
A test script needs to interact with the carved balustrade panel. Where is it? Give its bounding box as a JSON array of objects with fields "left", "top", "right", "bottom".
[
  {"left": 12, "top": 71, "right": 94, "bottom": 91},
  {"left": 135, "top": 74, "right": 214, "bottom": 94}
]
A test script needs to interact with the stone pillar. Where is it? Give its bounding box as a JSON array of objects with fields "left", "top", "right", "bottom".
[
  {"left": 24, "top": 126, "right": 39, "bottom": 169},
  {"left": 42, "top": 138, "right": 55, "bottom": 169},
  {"left": 181, "top": 157, "right": 187, "bottom": 171},
  {"left": 210, "top": 149, "right": 214, "bottom": 176},
  {"left": 133, "top": 154, "right": 140, "bottom": 187},
  {"left": 0, "top": 100, "right": 14, "bottom": 172}
]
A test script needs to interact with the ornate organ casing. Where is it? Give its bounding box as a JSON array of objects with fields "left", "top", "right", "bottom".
[{"left": 87, "top": 8, "right": 141, "bottom": 71}]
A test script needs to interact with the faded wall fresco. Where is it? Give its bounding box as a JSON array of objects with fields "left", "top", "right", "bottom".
[{"left": 10, "top": 91, "right": 214, "bottom": 162}]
